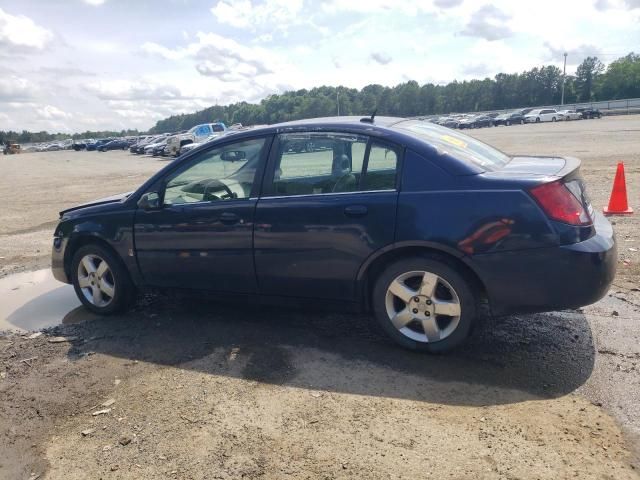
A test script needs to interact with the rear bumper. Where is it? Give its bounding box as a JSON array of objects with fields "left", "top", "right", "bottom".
[{"left": 472, "top": 213, "right": 617, "bottom": 316}]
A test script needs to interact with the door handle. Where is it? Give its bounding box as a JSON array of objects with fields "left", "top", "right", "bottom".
[
  {"left": 344, "top": 205, "right": 368, "bottom": 217},
  {"left": 220, "top": 212, "right": 240, "bottom": 224}
]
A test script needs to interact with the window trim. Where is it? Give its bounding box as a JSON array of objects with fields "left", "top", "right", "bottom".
[
  {"left": 261, "top": 131, "right": 403, "bottom": 199},
  {"left": 157, "top": 134, "right": 273, "bottom": 206}
]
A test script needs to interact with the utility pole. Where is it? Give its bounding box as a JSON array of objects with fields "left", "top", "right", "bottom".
[
  {"left": 336, "top": 89, "right": 340, "bottom": 116},
  {"left": 561, "top": 52, "right": 567, "bottom": 105}
]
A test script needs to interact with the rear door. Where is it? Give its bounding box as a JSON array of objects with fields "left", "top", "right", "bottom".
[{"left": 254, "top": 131, "right": 401, "bottom": 301}]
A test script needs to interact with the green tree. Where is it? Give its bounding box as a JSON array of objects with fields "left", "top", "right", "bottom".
[{"left": 575, "top": 56, "right": 604, "bottom": 102}]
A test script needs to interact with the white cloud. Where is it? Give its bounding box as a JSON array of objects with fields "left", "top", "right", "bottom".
[
  {"left": 85, "top": 80, "right": 187, "bottom": 101},
  {"left": 0, "top": 8, "right": 53, "bottom": 53},
  {"left": 143, "top": 32, "right": 281, "bottom": 82},
  {"left": 82, "top": 0, "right": 107, "bottom": 5},
  {"left": 38, "top": 105, "right": 71, "bottom": 119},
  {"left": 211, "top": 0, "right": 303, "bottom": 30},
  {"left": 460, "top": 5, "right": 512, "bottom": 41},
  {"left": 0, "top": 75, "right": 37, "bottom": 101},
  {"left": 370, "top": 52, "right": 392, "bottom": 65}
]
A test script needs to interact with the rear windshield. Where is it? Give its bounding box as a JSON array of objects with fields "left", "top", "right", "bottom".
[{"left": 393, "top": 120, "right": 510, "bottom": 171}]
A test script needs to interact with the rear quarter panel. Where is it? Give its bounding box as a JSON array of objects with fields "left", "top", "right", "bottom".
[{"left": 396, "top": 149, "right": 558, "bottom": 256}]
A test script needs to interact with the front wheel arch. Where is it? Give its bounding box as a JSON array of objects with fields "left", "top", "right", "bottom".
[{"left": 65, "top": 235, "right": 129, "bottom": 284}]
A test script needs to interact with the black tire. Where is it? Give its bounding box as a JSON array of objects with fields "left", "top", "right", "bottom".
[
  {"left": 535, "top": 117, "right": 540, "bottom": 123},
  {"left": 71, "top": 244, "right": 136, "bottom": 315},
  {"left": 552, "top": 117, "right": 556, "bottom": 122},
  {"left": 506, "top": 120, "right": 511, "bottom": 126},
  {"left": 520, "top": 119, "right": 524, "bottom": 125},
  {"left": 371, "top": 256, "right": 477, "bottom": 353}
]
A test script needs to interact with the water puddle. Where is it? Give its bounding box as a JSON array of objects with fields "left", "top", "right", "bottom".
[{"left": 0, "top": 269, "right": 99, "bottom": 331}]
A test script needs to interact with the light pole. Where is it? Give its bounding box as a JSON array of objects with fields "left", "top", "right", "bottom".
[
  {"left": 336, "top": 89, "right": 340, "bottom": 116},
  {"left": 561, "top": 52, "right": 567, "bottom": 105}
]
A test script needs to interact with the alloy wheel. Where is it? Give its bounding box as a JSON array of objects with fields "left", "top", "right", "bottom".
[
  {"left": 77, "top": 254, "right": 115, "bottom": 307},
  {"left": 385, "top": 270, "right": 461, "bottom": 343}
]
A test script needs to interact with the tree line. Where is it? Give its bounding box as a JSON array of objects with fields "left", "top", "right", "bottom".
[
  {"left": 2, "top": 52, "right": 638, "bottom": 142},
  {"left": 148, "top": 52, "right": 639, "bottom": 133},
  {"left": 0, "top": 129, "right": 141, "bottom": 145}
]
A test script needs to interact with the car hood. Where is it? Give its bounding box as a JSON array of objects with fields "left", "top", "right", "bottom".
[{"left": 59, "top": 191, "right": 132, "bottom": 218}]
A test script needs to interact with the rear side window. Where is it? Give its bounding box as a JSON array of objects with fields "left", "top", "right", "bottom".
[
  {"left": 363, "top": 143, "right": 398, "bottom": 190},
  {"left": 273, "top": 132, "right": 368, "bottom": 196},
  {"left": 393, "top": 120, "right": 509, "bottom": 171},
  {"left": 268, "top": 133, "right": 400, "bottom": 196}
]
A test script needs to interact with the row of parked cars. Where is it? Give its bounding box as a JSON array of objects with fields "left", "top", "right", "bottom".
[
  {"left": 128, "top": 122, "right": 251, "bottom": 157},
  {"left": 432, "top": 107, "right": 602, "bottom": 129}
]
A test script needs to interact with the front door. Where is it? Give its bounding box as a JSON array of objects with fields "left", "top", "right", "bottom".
[
  {"left": 254, "top": 131, "right": 401, "bottom": 301},
  {"left": 134, "top": 136, "right": 271, "bottom": 292}
]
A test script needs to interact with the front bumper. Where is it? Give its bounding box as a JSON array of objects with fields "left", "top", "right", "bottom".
[
  {"left": 51, "top": 236, "right": 71, "bottom": 284},
  {"left": 471, "top": 212, "right": 617, "bottom": 315}
]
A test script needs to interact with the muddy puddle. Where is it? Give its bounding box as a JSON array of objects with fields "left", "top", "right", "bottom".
[{"left": 0, "top": 269, "right": 98, "bottom": 331}]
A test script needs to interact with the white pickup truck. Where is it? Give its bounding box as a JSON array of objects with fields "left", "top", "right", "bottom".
[{"left": 165, "top": 122, "right": 227, "bottom": 157}]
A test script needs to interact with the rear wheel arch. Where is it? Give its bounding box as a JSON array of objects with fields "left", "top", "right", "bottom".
[{"left": 357, "top": 245, "right": 487, "bottom": 311}]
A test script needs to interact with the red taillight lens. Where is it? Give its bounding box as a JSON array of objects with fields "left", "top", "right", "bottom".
[{"left": 530, "top": 181, "right": 592, "bottom": 226}]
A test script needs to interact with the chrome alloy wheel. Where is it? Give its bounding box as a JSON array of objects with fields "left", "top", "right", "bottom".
[
  {"left": 77, "top": 254, "right": 115, "bottom": 307},
  {"left": 385, "top": 271, "right": 461, "bottom": 343}
]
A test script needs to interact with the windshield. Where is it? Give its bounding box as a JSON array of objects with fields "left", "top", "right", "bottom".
[
  {"left": 393, "top": 120, "right": 510, "bottom": 171},
  {"left": 212, "top": 124, "right": 225, "bottom": 132}
]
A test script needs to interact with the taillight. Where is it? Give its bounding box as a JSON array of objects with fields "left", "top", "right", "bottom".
[{"left": 530, "top": 181, "right": 592, "bottom": 226}]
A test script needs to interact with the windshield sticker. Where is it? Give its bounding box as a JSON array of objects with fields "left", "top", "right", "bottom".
[{"left": 441, "top": 135, "right": 467, "bottom": 149}]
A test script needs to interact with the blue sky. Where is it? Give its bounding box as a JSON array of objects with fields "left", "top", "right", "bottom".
[{"left": 1, "top": 0, "right": 639, "bottom": 132}]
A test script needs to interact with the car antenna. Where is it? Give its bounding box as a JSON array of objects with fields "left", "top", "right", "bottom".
[{"left": 360, "top": 109, "right": 377, "bottom": 124}]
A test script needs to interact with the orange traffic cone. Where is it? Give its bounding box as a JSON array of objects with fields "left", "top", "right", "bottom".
[{"left": 603, "top": 162, "right": 633, "bottom": 215}]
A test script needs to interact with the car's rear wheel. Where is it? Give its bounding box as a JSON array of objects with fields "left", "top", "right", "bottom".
[
  {"left": 552, "top": 117, "right": 556, "bottom": 122},
  {"left": 371, "top": 256, "right": 477, "bottom": 353},
  {"left": 71, "top": 244, "right": 135, "bottom": 315},
  {"left": 506, "top": 120, "right": 511, "bottom": 126}
]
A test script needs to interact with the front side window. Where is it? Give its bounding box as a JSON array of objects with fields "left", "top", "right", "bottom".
[
  {"left": 163, "top": 137, "right": 266, "bottom": 205},
  {"left": 272, "top": 132, "right": 368, "bottom": 196}
]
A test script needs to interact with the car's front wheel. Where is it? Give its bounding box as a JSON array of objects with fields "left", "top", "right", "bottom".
[
  {"left": 372, "top": 256, "right": 477, "bottom": 353},
  {"left": 71, "top": 244, "right": 135, "bottom": 315}
]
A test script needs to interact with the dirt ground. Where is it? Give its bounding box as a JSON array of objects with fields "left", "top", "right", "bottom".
[{"left": 1, "top": 116, "right": 640, "bottom": 479}]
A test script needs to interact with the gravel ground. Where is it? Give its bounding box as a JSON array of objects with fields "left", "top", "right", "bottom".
[{"left": 1, "top": 116, "right": 639, "bottom": 479}]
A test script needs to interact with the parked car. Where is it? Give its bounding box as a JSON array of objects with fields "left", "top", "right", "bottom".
[
  {"left": 558, "top": 110, "right": 582, "bottom": 121},
  {"left": 436, "top": 117, "right": 459, "bottom": 129},
  {"left": 143, "top": 139, "right": 168, "bottom": 155},
  {"left": 130, "top": 135, "right": 163, "bottom": 154},
  {"left": 3, "top": 142, "right": 21, "bottom": 154},
  {"left": 165, "top": 123, "right": 227, "bottom": 157},
  {"left": 51, "top": 116, "right": 616, "bottom": 353},
  {"left": 98, "top": 139, "right": 129, "bottom": 151},
  {"left": 576, "top": 107, "right": 602, "bottom": 119},
  {"left": 86, "top": 139, "right": 112, "bottom": 151},
  {"left": 524, "top": 109, "right": 562, "bottom": 123},
  {"left": 494, "top": 112, "right": 525, "bottom": 126},
  {"left": 518, "top": 108, "right": 535, "bottom": 116},
  {"left": 151, "top": 142, "right": 168, "bottom": 156},
  {"left": 459, "top": 115, "right": 494, "bottom": 129}
]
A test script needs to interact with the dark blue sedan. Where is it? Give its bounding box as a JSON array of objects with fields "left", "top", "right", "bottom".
[
  {"left": 51, "top": 116, "right": 616, "bottom": 352},
  {"left": 98, "top": 139, "right": 129, "bottom": 151}
]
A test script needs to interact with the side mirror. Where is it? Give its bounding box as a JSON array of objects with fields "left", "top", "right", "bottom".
[{"left": 137, "top": 192, "right": 161, "bottom": 210}]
